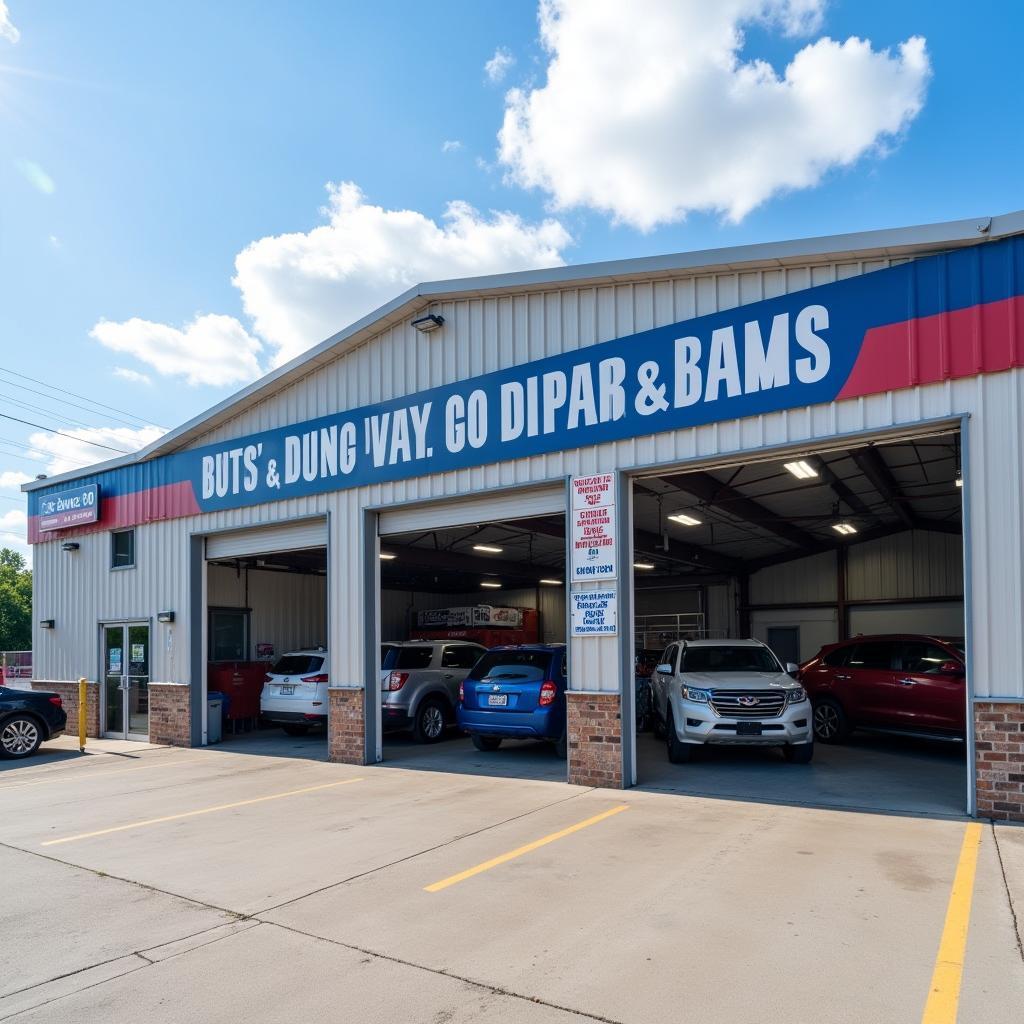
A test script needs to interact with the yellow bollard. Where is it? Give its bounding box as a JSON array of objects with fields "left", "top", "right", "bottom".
[{"left": 78, "top": 677, "right": 87, "bottom": 752}]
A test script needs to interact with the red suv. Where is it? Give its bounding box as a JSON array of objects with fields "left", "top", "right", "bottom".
[{"left": 800, "top": 634, "right": 966, "bottom": 743}]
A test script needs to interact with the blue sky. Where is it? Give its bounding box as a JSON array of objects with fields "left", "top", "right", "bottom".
[{"left": 0, "top": 0, "right": 1022, "bottom": 556}]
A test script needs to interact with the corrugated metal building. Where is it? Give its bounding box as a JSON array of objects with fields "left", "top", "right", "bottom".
[{"left": 21, "top": 210, "right": 1024, "bottom": 820}]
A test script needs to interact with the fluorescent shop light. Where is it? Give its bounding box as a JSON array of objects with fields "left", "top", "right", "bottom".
[
  {"left": 633, "top": 562, "right": 655, "bottom": 570},
  {"left": 784, "top": 460, "right": 818, "bottom": 480},
  {"left": 480, "top": 581, "right": 502, "bottom": 589},
  {"left": 832, "top": 523, "right": 857, "bottom": 536},
  {"left": 473, "top": 544, "right": 504, "bottom": 554},
  {"left": 379, "top": 552, "right": 397, "bottom": 560},
  {"left": 668, "top": 513, "right": 702, "bottom": 526},
  {"left": 539, "top": 579, "right": 562, "bottom": 585}
]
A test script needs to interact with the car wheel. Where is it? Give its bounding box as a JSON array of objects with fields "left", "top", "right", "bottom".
[
  {"left": 413, "top": 698, "right": 447, "bottom": 744},
  {"left": 471, "top": 733, "right": 502, "bottom": 751},
  {"left": 783, "top": 741, "right": 814, "bottom": 764},
  {"left": 282, "top": 724, "right": 309, "bottom": 737},
  {"left": 0, "top": 715, "right": 43, "bottom": 759},
  {"left": 665, "top": 711, "right": 692, "bottom": 764},
  {"left": 812, "top": 699, "right": 850, "bottom": 744}
]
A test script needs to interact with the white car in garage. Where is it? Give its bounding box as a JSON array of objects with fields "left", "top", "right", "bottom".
[
  {"left": 651, "top": 639, "right": 813, "bottom": 763},
  {"left": 260, "top": 649, "right": 330, "bottom": 736}
]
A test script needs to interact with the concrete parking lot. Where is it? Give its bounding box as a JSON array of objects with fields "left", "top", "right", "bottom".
[{"left": 1, "top": 737, "right": 1021, "bottom": 1024}]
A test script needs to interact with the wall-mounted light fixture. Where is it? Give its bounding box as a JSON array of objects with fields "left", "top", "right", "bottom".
[
  {"left": 157, "top": 610, "right": 175, "bottom": 623},
  {"left": 411, "top": 313, "right": 445, "bottom": 333},
  {"left": 39, "top": 619, "right": 55, "bottom": 629},
  {"left": 60, "top": 541, "right": 80, "bottom": 552}
]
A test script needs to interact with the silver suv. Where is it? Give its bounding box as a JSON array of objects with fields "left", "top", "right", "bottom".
[
  {"left": 382, "top": 640, "right": 486, "bottom": 743},
  {"left": 651, "top": 639, "right": 813, "bottom": 764}
]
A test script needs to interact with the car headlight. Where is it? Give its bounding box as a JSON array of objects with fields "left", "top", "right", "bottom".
[
  {"left": 682, "top": 686, "right": 711, "bottom": 703},
  {"left": 786, "top": 686, "right": 808, "bottom": 705}
]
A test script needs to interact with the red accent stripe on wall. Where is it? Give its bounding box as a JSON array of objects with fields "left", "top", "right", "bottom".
[
  {"left": 29, "top": 480, "right": 201, "bottom": 544},
  {"left": 838, "top": 295, "right": 1024, "bottom": 400}
]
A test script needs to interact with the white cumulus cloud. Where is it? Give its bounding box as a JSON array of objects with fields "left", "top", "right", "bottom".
[
  {"left": 499, "top": 0, "right": 930, "bottom": 229},
  {"left": 0, "top": 2, "right": 19, "bottom": 44},
  {"left": 113, "top": 367, "right": 153, "bottom": 386},
  {"left": 485, "top": 46, "right": 515, "bottom": 83},
  {"left": 441, "top": 139, "right": 463, "bottom": 153},
  {"left": 233, "top": 182, "right": 570, "bottom": 365},
  {"left": 0, "top": 471, "right": 32, "bottom": 489},
  {"left": 91, "top": 314, "right": 263, "bottom": 387},
  {"left": 27, "top": 425, "right": 166, "bottom": 476}
]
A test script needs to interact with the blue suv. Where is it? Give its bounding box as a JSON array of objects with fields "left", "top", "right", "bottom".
[{"left": 457, "top": 645, "right": 567, "bottom": 757}]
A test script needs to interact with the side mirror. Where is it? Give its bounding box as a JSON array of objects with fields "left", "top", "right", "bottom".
[
  {"left": 656, "top": 663, "right": 674, "bottom": 675},
  {"left": 940, "top": 661, "right": 965, "bottom": 676},
  {"left": 786, "top": 662, "right": 799, "bottom": 676}
]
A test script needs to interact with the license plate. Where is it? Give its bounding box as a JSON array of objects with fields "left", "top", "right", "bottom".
[
  {"left": 487, "top": 694, "right": 508, "bottom": 707},
  {"left": 736, "top": 721, "right": 762, "bottom": 736},
  {"left": 279, "top": 685, "right": 295, "bottom": 695}
]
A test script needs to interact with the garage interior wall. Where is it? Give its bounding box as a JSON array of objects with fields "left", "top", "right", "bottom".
[
  {"left": 380, "top": 587, "right": 566, "bottom": 645},
  {"left": 748, "top": 530, "right": 964, "bottom": 661},
  {"left": 207, "top": 564, "right": 327, "bottom": 659}
]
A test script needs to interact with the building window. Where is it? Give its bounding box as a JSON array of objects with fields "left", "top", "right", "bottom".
[
  {"left": 111, "top": 529, "right": 135, "bottom": 569},
  {"left": 209, "top": 608, "right": 249, "bottom": 662}
]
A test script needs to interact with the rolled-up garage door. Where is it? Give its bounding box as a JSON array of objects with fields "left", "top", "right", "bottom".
[{"left": 205, "top": 517, "right": 328, "bottom": 559}]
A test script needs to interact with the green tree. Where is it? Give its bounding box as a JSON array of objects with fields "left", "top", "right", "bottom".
[{"left": 0, "top": 548, "right": 32, "bottom": 651}]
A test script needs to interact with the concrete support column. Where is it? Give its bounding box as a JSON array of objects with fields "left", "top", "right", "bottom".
[
  {"left": 32, "top": 680, "right": 100, "bottom": 738},
  {"left": 974, "top": 701, "right": 1024, "bottom": 821},
  {"left": 149, "top": 682, "right": 193, "bottom": 746},
  {"left": 567, "top": 691, "right": 623, "bottom": 787},
  {"left": 327, "top": 686, "right": 367, "bottom": 765}
]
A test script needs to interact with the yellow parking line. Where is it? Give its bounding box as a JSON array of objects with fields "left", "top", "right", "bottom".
[
  {"left": 425, "top": 804, "right": 629, "bottom": 893},
  {"left": 921, "top": 822, "right": 983, "bottom": 1024},
  {"left": 41, "top": 778, "right": 363, "bottom": 846}
]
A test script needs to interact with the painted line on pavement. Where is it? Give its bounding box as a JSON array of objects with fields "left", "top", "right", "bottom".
[
  {"left": 0, "top": 757, "right": 210, "bottom": 791},
  {"left": 921, "top": 822, "right": 983, "bottom": 1024},
  {"left": 425, "top": 804, "right": 629, "bottom": 893},
  {"left": 41, "top": 777, "right": 364, "bottom": 845}
]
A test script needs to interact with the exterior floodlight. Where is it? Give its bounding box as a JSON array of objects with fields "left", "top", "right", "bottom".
[
  {"left": 412, "top": 313, "right": 445, "bottom": 333},
  {"left": 39, "top": 619, "right": 55, "bottom": 629},
  {"left": 784, "top": 460, "right": 818, "bottom": 480},
  {"left": 61, "top": 541, "right": 80, "bottom": 552},
  {"left": 157, "top": 610, "right": 175, "bottom": 623}
]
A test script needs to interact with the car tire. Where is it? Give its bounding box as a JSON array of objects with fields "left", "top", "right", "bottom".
[
  {"left": 471, "top": 733, "right": 502, "bottom": 752},
  {"left": 282, "top": 724, "right": 309, "bottom": 737},
  {"left": 413, "top": 698, "right": 447, "bottom": 744},
  {"left": 812, "top": 698, "right": 850, "bottom": 744},
  {"left": 783, "top": 741, "right": 814, "bottom": 764},
  {"left": 0, "top": 715, "right": 43, "bottom": 759},
  {"left": 665, "top": 711, "right": 692, "bottom": 764}
]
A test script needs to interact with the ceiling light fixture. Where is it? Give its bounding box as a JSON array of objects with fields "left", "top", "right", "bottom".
[
  {"left": 784, "top": 460, "right": 818, "bottom": 480},
  {"left": 473, "top": 544, "right": 503, "bottom": 554},
  {"left": 668, "top": 513, "right": 702, "bottom": 527},
  {"left": 411, "top": 313, "right": 445, "bottom": 333},
  {"left": 480, "top": 581, "right": 502, "bottom": 589},
  {"left": 633, "top": 562, "right": 655, "bottom": 570},
  {"left": 832, "top": 522, "right": 857, "bottom": 536},
  {"left": 379, "top": 552, "right": 397, "bottom": 560},
  {"left": 539, "top": 578, "right": 562, "bottom": 585},
  {"left": 955, "top": 476, "right": 963, "bottom": 488}
]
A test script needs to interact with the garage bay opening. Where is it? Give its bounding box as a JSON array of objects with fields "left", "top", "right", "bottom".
[
  {"left": 631, "top": 429, "right": 968, "bottom": 815},
  {"left": 376, "top": 509, "right": 568, "bottom": 782}
]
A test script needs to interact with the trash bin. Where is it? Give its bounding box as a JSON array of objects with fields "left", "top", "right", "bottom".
[{"left": 207, "top": 692, "right": 224, "bottom": 744}]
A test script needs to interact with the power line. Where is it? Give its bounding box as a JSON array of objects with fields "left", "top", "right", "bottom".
[
  {"left": 0, "top": 435, "right": 95, "bottom": 469},
  {"left": 0, "top": 372, "right": 153, "bottom": 430},
  {"left": 0, "top": 364, "right": 153, "bottom": 427},
  {"left": 0, "top": 389, "right": 129, "bottom": 434},
  {"left": 0, "top": 413, "right": 131, "bottom": 454}
]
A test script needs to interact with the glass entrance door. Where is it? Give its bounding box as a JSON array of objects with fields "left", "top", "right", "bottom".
[{"left": 102, "top": 623, "right": 150, "bottom": 739}]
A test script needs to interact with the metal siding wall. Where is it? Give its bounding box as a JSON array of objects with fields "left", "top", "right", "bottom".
[
  {"left": 750, "top": 552, "right": 837, "bottom": 604},
  {"left": 846, "top": 531, "right": 964, "bottom": 601},
  {"left": 33, "top": 255, "right": 1024, "bottom": 701}
]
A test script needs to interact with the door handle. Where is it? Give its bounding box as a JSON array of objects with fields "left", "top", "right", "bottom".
[{"left": 897, "top": 678, "right": 917, "bottom": 686}]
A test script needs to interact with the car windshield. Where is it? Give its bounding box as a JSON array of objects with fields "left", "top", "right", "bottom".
[
  {"left": 680, "top": 646, "right": 781, "bottom": 673},
  {"left": 469, "top": 650, "right": 552, "bottom": 682},
  {"left": 271, "top": 655, "right": 324, "bottom": 675}
]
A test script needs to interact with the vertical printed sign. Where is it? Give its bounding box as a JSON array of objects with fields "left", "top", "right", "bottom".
[{"left": 570, "top": 473, "right": 617, "bottom": 582}]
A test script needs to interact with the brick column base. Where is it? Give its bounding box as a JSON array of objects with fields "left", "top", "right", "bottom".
[
  {"left": 567, "top": 691, "right": 624, "bottom": 788},
  {"left": 149, "top": 683, "right": 193, "bottom": 747},
  {"left": 328, "top": 687, "right": 366, "bottom": 765},
  {"left": 975, "top": 701, "right": 1024, "bottom": 822},
  {"left": 32, "top": 680, "right": 100, "bottom": 738}
]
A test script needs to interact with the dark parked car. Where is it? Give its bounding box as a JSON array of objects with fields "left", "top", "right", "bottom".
[
  {"left": 0, "top": 686, "right": 67, "bottom": 759},
  {"left": 799, "top": 634, "right": 965, "bottom": 743},
  {"left": 457, "top": 645, "right": 568, "bottom": 756}
]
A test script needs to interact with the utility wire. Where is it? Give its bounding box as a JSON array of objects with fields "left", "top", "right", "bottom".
[
  {"left": 0, "top": 436, "right": 95, "bottom": 469},
  {"left": 0, "top": 413, "right": 131, "bottom": 454},
  {"left": 0, "top": 364, "right": 153, "bottom": 427},
  {"left": 0, "top": 389, "right": 130, "bottom": 434},
  {"left": 0, "top": 372, "right": 152, "bottom": 430}
]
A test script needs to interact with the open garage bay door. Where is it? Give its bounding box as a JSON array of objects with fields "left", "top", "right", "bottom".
[
  {"left": 378, "top": 484, "right": 565, "bottom": 534},
  {"left": 206, "top": 517, "right": 328, "bottom": 559}
]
